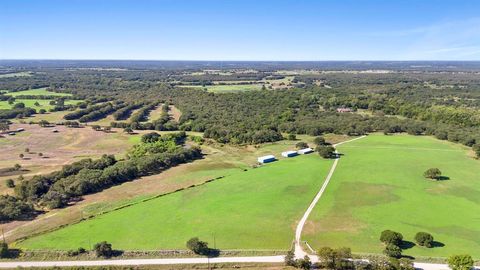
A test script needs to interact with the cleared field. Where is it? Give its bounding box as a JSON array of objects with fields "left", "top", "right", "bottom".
[
  {"left": 0, "top": 99, "right": 81, "bottom": 110},
  {"left": 17, "top": 147, "right": 333, "bottom": 250},
  {"left": 0, "top": 124, "right": 142, "bottom": 195},
  {"left": 182, "top": 84, "right": 263, "bottom": 93},
  {"left": 0, "top": 72, "right": 32, "bottom": 78},
  {"left": 303, "top": 134, "right": 480, "bottom": 258},
  {"left": 5, "top": 87, "right": 71, "bottom": 97}
]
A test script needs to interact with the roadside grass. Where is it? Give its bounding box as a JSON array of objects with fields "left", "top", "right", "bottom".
[
  {"left": 303, "top": 134, "right": 480, "bottom": 259},
  {"left": 17, "top": 150, "right": 333, "bottom": 250}
]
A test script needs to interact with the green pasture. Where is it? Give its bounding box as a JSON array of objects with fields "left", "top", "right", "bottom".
[
  {"left": 303, "top": 134, "right": 480, "bottom": 259},
  {"left": 5, "top": 87, "right": 72, "bottom": 97},
  {"left": 18, "top": 154, "right": 333, "bottom": 250},
  {"left": 0, "top": 99, "right": 81, "bottom": 110}
]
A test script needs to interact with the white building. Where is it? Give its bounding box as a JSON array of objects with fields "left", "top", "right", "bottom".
[
  {"left": 297, "top": 148, "right": 314, "bottom": 154},
  {"left": 281, "top": 150, "right": 298, "bottom": 158},
  {"left": 257, "top": 155, "right": 276, "bottom": 163}
]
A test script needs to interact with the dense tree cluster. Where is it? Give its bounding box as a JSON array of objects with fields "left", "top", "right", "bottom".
[
  {"left": 129, "top": 103, "right": 157, "bottom": 122},
  {"left": 0, "top": 195, "right": 34, "bottom": 222},
  {"left": 112, "top": 102, "right": 144, "bottom": 120}
]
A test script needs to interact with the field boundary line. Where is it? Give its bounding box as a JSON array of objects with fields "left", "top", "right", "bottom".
[
  {"left": 13, "top": 175, "right": 228, "bottom": 245},
  {"left": 294, "top": 135, "right": 366, "bottom": 259}
]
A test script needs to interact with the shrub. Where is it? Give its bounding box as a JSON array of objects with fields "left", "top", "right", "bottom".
[
  {"left": 284, "top": 250, "right": 296, "bottom": 266},
  {"left": 186, "top": 237, "right": 209, "bottom": 255},
  {"left": 93, "top": 241, "right": 113, "bottom": 258},
  {"left": 415, "top": 232, "right": 434, "bottom": 248},
  {"left": 424, "top": 168, "right": 442, "bottom": 180},
  {"left": 473, "top": 144, "right": 480, "bottom": 158},
  {"left": 0, "top": 242, "right": 8, "bottom": 258},
  {"left": 380, "top": 230, "right": 403, "bottom": 246},
  {"left": 314, "top": 136, "right": 326, "bottom": 145},
  {"left": 447, "top": 254, "right": 474, "bottom": 270},
  {"left": 383, "top": 243, "right": 402, "bottom": 258},
  {"left": 5, "top": 179, "right": 14, "bottom": 188},
  {"left": 295, "top": 142, "right": 309, "bottom": 149},
  {"left": 287, "top": 134, "right": 297, "bottom": 140},
  {"left": 316, "top": 145, "right": 335, "bottom": 159}
]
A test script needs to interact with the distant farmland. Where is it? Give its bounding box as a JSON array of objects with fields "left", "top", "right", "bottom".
[{"left": 303, "top": 134, "right": 480, "bottom": 258}]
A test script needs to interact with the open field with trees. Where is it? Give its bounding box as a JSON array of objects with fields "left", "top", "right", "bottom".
[
  {"left": 1, "top": 61, "right": 480, "bottom": 261},
  {"left": 0, "top": 124, "right": 142, "bottom": 194},
  {"left": 303, "top": 134, "right": 480, "bottom": 258}
]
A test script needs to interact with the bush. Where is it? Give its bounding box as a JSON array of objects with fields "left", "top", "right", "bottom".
[
  {"left": 67, "top": 247, "right": 87, "bottom": 257},
  {"left": 295, "top": 142, "right": 309, "bottom": 149},
  {"left": 316, "top": 145, "right": 335, "bottom": 159},
  {"left": 186, "top": 237, "right": 209, "bottom": 255},
  {"left": 93, "top": 241, "right": 113, "bottom": 258},
  {"left": 383, "top": 243, "right": 402, "bottom": 258},
  {"left": 415, "top": 232, "right": 434, "bottom": 248},
  {"left": 287, "top": 134, "right": 297, "bottom": 140},
  {"left": 296, "top": 256, "right": 312, "bottom": 270},
  {"left": 424, "top": 168, "right": 442, "bottom": 180},
  {"left": 314, "top": 136, "right": 326, "bottom": 145},
  {"left": 473, "top": 144, "right": 480, "bottom": 158},
  {"left": 380, "top": 230, "right": 403, "bottom": 246},
  {"left": 447, "top": 254, "right": 474, "bottom": 270},
  {"left": 5, "top": 179, "right": 14, "bottom": 188},
  {"left": 0, "top": 242, "right": 8, "bottom": 258},
  {"left": 284, "top": 250, "right": 296, "bottom": 266}
]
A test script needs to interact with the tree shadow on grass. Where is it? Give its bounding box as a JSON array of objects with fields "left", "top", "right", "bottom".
[
  {"left": 399, "top": 240, "right": 416, "bottom": 250},
  {"left": 436, "top": 176, "right": 450, "bottom": 181},
  {"left": 431, "top": 241, "right": 445, "bottom": 248}
]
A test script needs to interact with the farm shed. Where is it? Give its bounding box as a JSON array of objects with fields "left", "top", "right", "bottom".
[
  {"left": 16, "top": 128, "right": 25, "bottom": 132},
  {"left": 298, "top": 148, "right": 314, "bottom": 154},
  {"left": 258, "top": 155, "right": 276, "bottom": 163},
  {"left": 281, "top": 150, "right": 298, "bottom": 158}
]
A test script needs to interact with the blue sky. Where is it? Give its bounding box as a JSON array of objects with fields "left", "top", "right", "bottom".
[{"left": 1, "top": 0, "right": 480, "bottom": 60}]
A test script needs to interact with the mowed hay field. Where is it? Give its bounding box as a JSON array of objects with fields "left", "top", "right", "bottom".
[
  {"left": 303, "top": 134, "right": 480, "bottom": 258},
  {"left": 18, "top": 154, "right": 333, "bottom": 250}
]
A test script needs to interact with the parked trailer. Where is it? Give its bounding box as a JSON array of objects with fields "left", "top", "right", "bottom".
[
  {"left": 298, "top": 148, "right": 314, "bottom": 154},
  {"left": 281, "top": 150, "right": 298, "bottom": 158},
  {"left": 257, "top": 155, "right": 276, "bottom": 164}
]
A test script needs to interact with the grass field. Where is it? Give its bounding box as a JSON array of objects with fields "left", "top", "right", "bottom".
[
  {"left": 5, "top": 87, "right": 71, "bottom": 97},
  {"left": 0, "top": 72, "right": 32, "bottom": 78},
  {"left": 0, "top": 99, "right": 81, "bottom": 110},
  {"left": 18, "top": 153, "right": 333, "bottom": 250},
  {"left": 303, "top": 134, "right": 480, "bottom": 259}
]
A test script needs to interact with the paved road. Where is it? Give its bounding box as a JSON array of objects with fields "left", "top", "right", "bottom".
[{"left": 294, "top": 136, "right": 367, "bottom": 259}]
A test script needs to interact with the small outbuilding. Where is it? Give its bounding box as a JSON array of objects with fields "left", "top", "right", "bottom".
[
  {"left": 16, "top": 128, "right": 25, "bottom": 132},
  {"left": 52, "top": 129, "right": 59, "bottom": 133},
  {"left": 298, "top": 148, "right": 314, "bottom": 154},
  {"left": 281, "top": 150, "right": 298, "bottom": 158},
  {"left": 258, "top": 155, "right": 276, "bottom": 164}
]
